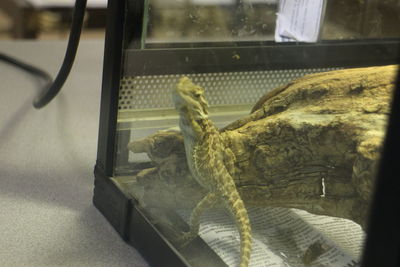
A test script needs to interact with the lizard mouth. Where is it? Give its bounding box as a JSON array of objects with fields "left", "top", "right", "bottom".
[{"left": 174, "top": 94, "right": 208, "bottom": 119}]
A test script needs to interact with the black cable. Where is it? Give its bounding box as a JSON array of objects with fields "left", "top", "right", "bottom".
[
  {"left": 0, "top": 52, "right": 53, "bottom": 89},
  {"left": 33, "top": 0, "right": 87, "bottom": 108},
  {"left": 0, "top": 0, "right": 87, "bottom": 109}
]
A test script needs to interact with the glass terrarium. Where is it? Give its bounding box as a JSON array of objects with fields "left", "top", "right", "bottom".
[{"left": 94, "top": 0, "right": 400, "bottom": 266}]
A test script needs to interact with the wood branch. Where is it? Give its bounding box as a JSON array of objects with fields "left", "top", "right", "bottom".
[{"left": 128, "top": 65, "right": 398, "bottom": 229}]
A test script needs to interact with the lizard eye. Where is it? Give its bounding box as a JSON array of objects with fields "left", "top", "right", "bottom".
[{"left": 193, "top": 93, "right": 201, "bottom": 98}]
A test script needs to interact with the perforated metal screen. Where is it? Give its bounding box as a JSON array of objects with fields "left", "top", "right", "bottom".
[{"left": 118, "top": 68, "right": 339, "bottom": 110}]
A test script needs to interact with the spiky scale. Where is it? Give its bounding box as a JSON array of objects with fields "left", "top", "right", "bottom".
[{"left": 173, "top": 77, "right": 252, "bottom": 267}]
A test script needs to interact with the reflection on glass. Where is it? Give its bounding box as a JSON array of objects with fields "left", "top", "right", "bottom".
[
  {"left": 146, "top": 0, "right": 278, "bottom": 43},
  {"left": 138, "top": 0, "right": 400, "bottom": 46},
  {"left": 323, "top": 0, "right": 400, "bottom": 39}
]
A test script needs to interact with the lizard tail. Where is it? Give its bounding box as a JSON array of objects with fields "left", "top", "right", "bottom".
[{"left": 224, "top": 183, "right": 252, "bottom": 267}]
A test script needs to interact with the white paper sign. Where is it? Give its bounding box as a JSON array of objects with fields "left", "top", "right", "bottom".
[{"left": 275, "top": 0, "right": 325, "bottom": 42}]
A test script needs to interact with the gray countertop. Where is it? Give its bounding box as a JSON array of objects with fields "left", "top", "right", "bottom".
[{"left": 0, "top": 40, "right": 148, "bottom": 266}]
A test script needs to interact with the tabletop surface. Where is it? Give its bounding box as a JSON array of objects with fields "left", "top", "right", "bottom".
[{"left": 0, "top": 40, "right": 148, "bottom": 267}]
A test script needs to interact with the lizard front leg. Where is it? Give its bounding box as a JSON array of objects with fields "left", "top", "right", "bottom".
[{"left": 180, "top": 192, "right": 218, "bottom": 246}]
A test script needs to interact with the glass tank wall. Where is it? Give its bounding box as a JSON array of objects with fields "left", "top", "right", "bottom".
[
  {"left": 108, "top": 0, "right": 399, "bottom": 266},
  {"left": 128, "top": 0, "right": 400, "bottom": 48}
]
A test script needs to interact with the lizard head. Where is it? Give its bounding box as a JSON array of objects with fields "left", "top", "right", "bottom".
[{"left": 173, "top": 76, "right": 209, "bottom": 120}]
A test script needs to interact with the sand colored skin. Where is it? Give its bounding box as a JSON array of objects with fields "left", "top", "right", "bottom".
[{"left": 172, "top": 77, "right": 252, "bottom": 267}]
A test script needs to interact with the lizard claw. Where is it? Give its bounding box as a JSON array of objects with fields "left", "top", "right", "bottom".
[{"left": 177, "top": 231, "right": 197, "bottom": 247}]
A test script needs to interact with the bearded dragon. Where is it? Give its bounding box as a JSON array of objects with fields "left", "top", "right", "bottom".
[{"left": 172, "top": 77, "right": 252, "bottom": 267}]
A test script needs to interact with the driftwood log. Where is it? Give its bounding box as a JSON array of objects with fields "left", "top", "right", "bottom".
[{"left": 128, "top": 65, "right": 398, "bottom": 229}]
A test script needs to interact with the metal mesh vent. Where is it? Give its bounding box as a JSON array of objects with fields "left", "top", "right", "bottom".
[{"left": 118, "top": 68, "right": 339, "bottom": 110}]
